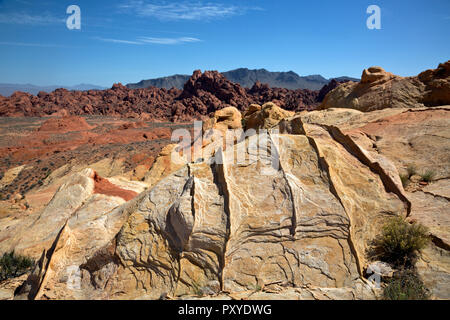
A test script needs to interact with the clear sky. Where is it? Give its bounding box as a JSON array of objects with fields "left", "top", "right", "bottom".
[{"left": 0, "top": 0, "right": 449, "bottom": 87}]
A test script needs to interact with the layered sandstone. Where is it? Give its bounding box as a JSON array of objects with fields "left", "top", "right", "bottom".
[{"left": 6, "top": 105, "right": 439, "bottom": 300}]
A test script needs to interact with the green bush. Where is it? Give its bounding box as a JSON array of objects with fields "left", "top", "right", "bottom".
[
  {"left": 0, "top": 251, "right": 34, "bottom": 282},
  {"left": 420, "top": 170, "right": 435, "bottom": 183},
  {"left": 372, "top": 217, "right": 429, "bottom": 266},
  {"left": 383, "top": 270, "right": 429, "bottom": 300},
  {"left": 406, "top": 165, "right": 417, "bottom": 178}
]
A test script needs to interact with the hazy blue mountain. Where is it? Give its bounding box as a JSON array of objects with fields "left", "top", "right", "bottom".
[
  {"left": 222, "top": 69, "right": 325, "bottom": 90},
  {"left": 1, "top": 69, "right": 360, "bottom": 97},
  {"left": 126, "top": 68, "right": 359, "bottom": 91},
  {"left": 126, "top": 74, "right": 190, "bottom": 90},
  {"left": 0, "top": 83, "right": 107, "bottom": 97},
  {"left": 333, "top": 76, "right": 360, "bottom": 82}
]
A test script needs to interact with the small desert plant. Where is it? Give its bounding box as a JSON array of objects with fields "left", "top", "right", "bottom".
[
  {"left": 0, "top": 251, "right": 34, "bottom": 282},
  {"left": 400, "top": 174, "right": 409, "bottom": 188},
  {"left": 371, "top": 217, "right": 429, "bottom": 266},
  {"left": 250, "top": 283, "right": 263, "bottom": 292},
  {"left": 420, "top": 170, "right": 435, "bottom": 183},
  {"left": 383, "top": 270, "right": 429, "bottom": 300},
  {"left": 406, "top": 165, "right": 417, "bottom": 178}
]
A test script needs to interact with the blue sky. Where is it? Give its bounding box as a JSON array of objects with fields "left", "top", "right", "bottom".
[{"left": 0, "top": 0, "right": 449, "bottom": 87}]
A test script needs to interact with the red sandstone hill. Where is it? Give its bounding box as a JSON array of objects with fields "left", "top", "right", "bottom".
[
  {"left": 38, "top": 116, "right": 94, "bottom": 133},
  {"left": 0, "top": 70, "right": 331, "bottom": 121}
]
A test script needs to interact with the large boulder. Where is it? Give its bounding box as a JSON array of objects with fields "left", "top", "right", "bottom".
[
  {"left": 202, "top": 106, "right": 242, "bottom": 133},
  {"left": 244, "top": 102, "right": 295, "bottom": 130},
  {"left": 360, "top": 66, "right": 395, "bottom": 84}
]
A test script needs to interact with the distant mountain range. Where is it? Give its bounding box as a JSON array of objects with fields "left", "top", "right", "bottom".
[
  {"left": 0, "top": 68, "right": 359, "bottom": 97},
  {"left": 0, "top": 83, "right": 106, "bottom": 97},
  {"left": 126, "top": 68, "right": 359, "bottom": 91}
]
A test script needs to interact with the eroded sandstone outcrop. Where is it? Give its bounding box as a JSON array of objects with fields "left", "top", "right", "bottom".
[
  {"left": 3, "top": 107, "right": 420, "bottom": 300},
  {"left": 320, "top": 61, "right": 450, "bottom": 111},
  {"left": 299, "top": 106, "right": 450, "bottom": 299},
  {"left": 1, "top": 103, "right": 448, "bottom": 300}
]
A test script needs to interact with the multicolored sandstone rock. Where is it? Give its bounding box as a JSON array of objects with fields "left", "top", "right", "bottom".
[
  {"left": 2, "top": 106, "right": 416, "bottom": 300},
  {"left": 1, "top": 103, "right": 449, "bottom": 300}
]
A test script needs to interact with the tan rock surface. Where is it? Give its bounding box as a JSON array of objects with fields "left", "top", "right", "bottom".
[
  {"left": 423, "top": 179, "right": 450, "bottom": 200},
  {"left": 203, "top": 106, "right": 242, "bottom": 133},
  {"left": 415, "top": 245, "right": 450, "bottom": 299},
  {"left": 244, "top": 102, "right": 294, "bottom": 130},
  {"left": 360, "top": 66, "right": 395, "bottom": 84},
  {"left": 0, "top": 274, "right": 28, "bottom": 300},
  {"left": 143, "top": 144, "right": 186, "bottom": 187},
  {"left": 320, "top": 61, "right": 450, "bottom": 111},
  {"left": 181, "top": 279, "right": 379, "bottom": 300},
  {"left": 0, "top": 165, "right": 26, "bottom": 189},
  {"left": 294, "top": 106, "right": 450, "bottom": 299}
]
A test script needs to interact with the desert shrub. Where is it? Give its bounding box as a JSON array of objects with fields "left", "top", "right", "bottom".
[
  {"left": 400, "top": 174, "right": 409, "bottom": 188},
  {"left": 371, "top": 217, "right": 429, "bottom": 266},
  {"left": 383, "top": 270, "right": 429, "bottom": 300},
  {"left": 0, "top": 251, "right": 34, "bottom": 282},
  {"left": 420, "top": 170, "right": 435, "bottom": 182},
  {"left": 406, "top": 165, "right": 417, "bottom": 178}
]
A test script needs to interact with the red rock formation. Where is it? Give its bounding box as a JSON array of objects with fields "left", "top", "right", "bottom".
[
  {"left": 0, "top": 116, "right": 178, "bottom": 199},
  {"left": 247, "top": 81, "right": 319, "bottom": 111},
  {"left": 0, "top": 70, "right": 323, "bottom": 121},
  {"left": 38, "top": 116, "right": 93, "bottom": 132}
]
